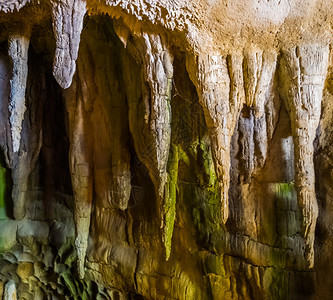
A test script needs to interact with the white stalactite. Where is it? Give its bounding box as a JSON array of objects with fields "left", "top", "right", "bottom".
[
  {"left": 134, "top": 34, "right": 173, "bottom": 225},
  {"left": 8, "top": 29, "right": 31, "bottom": 153},
  {"left": 187, "top": 53, "right": 245, "bottom": 223},
  {"left": 70, "top": 99, "right": 93, "bottom": 279},
  {"left": 280, "top": 44, "right": 329, "bottom": 268}
]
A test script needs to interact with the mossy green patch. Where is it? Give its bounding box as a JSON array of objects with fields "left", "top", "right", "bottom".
[
  {"left": 60, "top": 271, "right": 86, "bottom": 300},
  {"left": 179, "top": 138, "right": 223, "bottom": 253},
  {"left": 273, "top": 182, "right": 295, "bottom": 200},
  {"left": 198, "top": 141, "right": 216, "bottom": 189},
  {"left": 163, "top": 144, "right": 179, "bottom": 260}
]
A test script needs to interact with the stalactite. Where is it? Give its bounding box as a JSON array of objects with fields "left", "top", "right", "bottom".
[
  {"left": 140, "top": 33, "right": 173, "bottom": 213},
  {"left": 9, "top": 61, "right": 44, "bottom": 220},
  {"left": 238, "top": 49, "right": 277, "bottom": 181},
  {"left": 133, "top": 34, "right": 174, "bottom": 258},
  {"left": 8, "top": 26, "right": 33, "bottom": 220},
  {"left": 1, "top": 1, "right": 333, "bottom": 298},
  {"left": 238, "top": 110, "right": 255, "bottom": 182},
  {"left": 279, "top": 44, "right": 329, "bottom": 268},
  {"left": 238, "top": 106, "right": 269, "bottom": 182},
  {"left": 68, "top": 92, "right": 93, "bottom": 279},
  {"left": 186, "top": 53, "right": 244, "bottom": 223},
  {"left": 63, "top": 17, "right": 133, "bottom": 277},
  {"left": 77, "top": 20, "right": 132, "bottom": 212},
  {"left": 119, "top": 31, "right": 174, "bottom": 258},
  {"left": 122, "top": 33, "right": 173, "bottom": 223},
  {"left": 8, "top": 27, "right": 31, "bottom": 154},
  {"left": 51, "top": 0, "right": 86, "bottom": 89}
]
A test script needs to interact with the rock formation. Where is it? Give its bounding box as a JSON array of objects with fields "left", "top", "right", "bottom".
[{"left": 0, "top": 0, "right": 333, "bottom": 299}]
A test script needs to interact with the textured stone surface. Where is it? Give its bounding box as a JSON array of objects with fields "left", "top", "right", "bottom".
[{"left": 0, "top": 1, "right": 332, "bottom": 299}]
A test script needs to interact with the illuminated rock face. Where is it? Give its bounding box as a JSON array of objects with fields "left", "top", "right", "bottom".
[{"left": 0, "top": 1, "right": 333, "bottom": 299}]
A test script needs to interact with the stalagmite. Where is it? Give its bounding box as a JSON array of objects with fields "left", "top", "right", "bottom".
[
  {"left": 280, "top": 44, "right": 329, "bottom": 268},
  {"left": 186, "top": 53, "right": 245, "bottom": 223},
  {"left": 51, "top": 0, "right": 86, "bottom": 89}
]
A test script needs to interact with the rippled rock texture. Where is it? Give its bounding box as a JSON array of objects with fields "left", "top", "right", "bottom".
[{"left": 0, "top": 1, "right": 333, "bottom": 299}]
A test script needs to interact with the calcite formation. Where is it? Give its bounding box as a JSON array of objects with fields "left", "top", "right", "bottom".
[
  {"left": 279, "top": 44, "right": 329, "bottom": 268},
  {"left": 0, "top": 0, "right": 333, "bottom": 299}
]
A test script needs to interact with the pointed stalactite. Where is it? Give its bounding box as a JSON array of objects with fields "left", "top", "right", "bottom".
[
  {"left": 122, "top": 33, "right": 174, "bottom": 255},
  {"left": 238, "top": 110, "right": 255, "bottom": 182},
  {"left": 51, "top": 0, "right": 86, "bottom": 89},
  {"left": 74, "top": 22, "right": 132, "bottom": 211},
  {"left": 280, "top": 44, "right": 329, "bottom": 268},
  {"left": 67, "top": 85, "right": 93, "bottom": 279},
  {"left": 8, "top": 26, "right": 31, "bottom": 220},
  {"left": 140, "top": 34, "right": 173, "bottom": 215},
  {"left": 186, "top": 53, "right": 245, "bottom": 223},
  {"left": 8, "top": 27, "right": 31, "bottom": 154},
  {"left": 122, "top": 33, "right": 173, "bottom": 228},
  {"left": 64, "top": 80, "right": 93, "bottom": 279}
]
